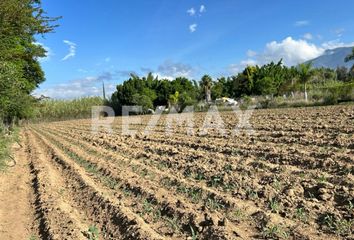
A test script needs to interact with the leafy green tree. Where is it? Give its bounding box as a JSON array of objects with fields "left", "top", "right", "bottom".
[
  {"left": 141, "top": 87, "right": 157, "bottom": 103},
  {"left": 211, "top": 78, "right": 226, "bottom": 99},
  {"left": 349, "top": 65, "right": 354, "bottom": 80},
  {"left": 255, "top": 76, "right": 276, "bottom": 96},
  {"left": 230, "top": 66, "right": 256, "bottom": 97},
  {"left": 154, "top": 79, "right": 173, "bottom": 106},
  {"left": 253, "top": 60, "right": 286, "bottom": 96},
  {"left": 278, "top": 66, "right": 298, "bottom": 97},
  {"left": 345, "top": 47, "right": 354, "bottom": 62},
  {"left": 0, "top": 62, "right": 35, "bottom": 123},
  {"left": 336, "top": 67, "right": 349, "bottom": 82},
  {"left": 297, "top": 63, "right": 314, "bottom": 101},
  {"left": 178, "top": 91, "right": 195, "bottom": 110},
  {"left": 242, "top": 66, "right": 256, "bottom": 94},
  {"left": 0, "top": 0, "right": 59, "bottom": 124},
  {"left": 345, "top": 48, "right": 354, "bottom": 77},
  {"left": 131, "top": 94, "right": 153, "bottom": 113}
]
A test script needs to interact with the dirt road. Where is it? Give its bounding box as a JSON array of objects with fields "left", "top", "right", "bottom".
[{"left": 0, "top": 136, "right": 34, "bottom": 239}]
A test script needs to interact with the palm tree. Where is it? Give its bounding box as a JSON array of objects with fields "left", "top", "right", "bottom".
[
  {"left": 345, "top": 47, "right": 354, "bottom": 62},
  {"left": 297, "top": 63, "right": 314, "bottom": 102},
  {"left": 200, "top": 75, "right": 212, "bottom": 102}
]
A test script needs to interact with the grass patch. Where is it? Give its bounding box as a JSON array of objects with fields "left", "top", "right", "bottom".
[
  {"left": 262, "top": 224, "right": 289, "bottom": 239},
  {"left": 227, "top": 207, "right": 247, "bottom": 223},
  {"left": 0, "top": 125, "right": 19, "bottom": 171},
  {"left": 28, "top": 235, "right": 38, "bottom": 240},
  {"left": 294, "top": 207, "right": 308, "bottom": 223},
  {"left": 268, "top": 198, "right": 281, "bottom": 214},
  {"left": 319, "top": 213, "right": 353, "bottom": 236}
]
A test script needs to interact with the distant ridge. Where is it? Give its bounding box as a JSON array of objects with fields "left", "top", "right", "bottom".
[{"left": 306, "top": 46, "right": 354, "bottom": 69}]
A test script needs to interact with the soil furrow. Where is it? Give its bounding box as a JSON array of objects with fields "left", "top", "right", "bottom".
[{"left": 29, "top": 129, "right": 165, "bottom": 240}]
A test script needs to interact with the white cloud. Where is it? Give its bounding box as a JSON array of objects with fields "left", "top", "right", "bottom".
[
  {"left": 333, "top": 28, "right": 345, "bottom": 37},
  {"left": 34, "top": 72, "right": 115, "bottom": 99},
  {"left": 303, "top": 33, "right": 313, "bottom": 40},
  {"left": 229, "top": 59, "right": 257, "bottom": 74},
  {"left": 247, "top": 50, "right": 257, "bottom": 57},
  {"left": 200, "top": 5, "right": 206, "bottom": 13},
  {"left": 228, "top": 36, "right": 354, "bottom": 74},
  {"left": 105, "top": 57, "right": 111, "bottom": 62},
  {"left": 189, "top": 23, "right": 197, "bottom": 33},
  {"left": 321, "top": 39, "right": 354, "bottom": 49},
  {"left": 62, "top": 40, "right": 77, "bottom": 61},
  {"left": 154, "top": 60, "right": 195, "bottom": 80},
  {"left": 294, "top": 20, "right": 309, "bottom": 27},
  {"left": 258, "top": 37, "right": 324, "bottom": 66},
  {"left": 187, "top": 7, "right": 196, "bottom": 16},
  {"left": 241, "top": 59, "right": 257, "bottom": 66}
]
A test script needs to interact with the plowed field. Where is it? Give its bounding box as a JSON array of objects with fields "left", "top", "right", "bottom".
[{"left": 1, "top": 105, "right": 353, "bottom": 239}]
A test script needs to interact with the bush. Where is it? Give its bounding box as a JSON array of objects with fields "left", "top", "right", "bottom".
[
  {"left": 240, "top": 95, "right": 254, "bottom": 110},
  {"left": 320, "top": 82, "right": 354, "bottom": 104}
]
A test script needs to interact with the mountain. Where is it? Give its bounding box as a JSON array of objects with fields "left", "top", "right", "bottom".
[{"left": 306, "top": 46, "right": 354, "bottom": 69}]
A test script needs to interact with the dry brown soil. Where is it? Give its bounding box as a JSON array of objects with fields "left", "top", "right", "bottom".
[{"left": 0, "top": 104, "right": 353, "bottom": 239}]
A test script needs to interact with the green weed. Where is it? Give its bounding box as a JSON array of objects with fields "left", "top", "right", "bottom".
[
  {"left": 262, "top": 224, "right": 289, "bottom": 239},
  {"left": 294, "top": 207, "right": 308, "bottom": 223},
  {"left": 268, "top": 198, "right": 281, "bottom": 213},
  {"left": 87, "top": 225, "right": 99, "bottom": 240},
  {"left": 321, "top": 214, "right": 353, "bottom": 236}
]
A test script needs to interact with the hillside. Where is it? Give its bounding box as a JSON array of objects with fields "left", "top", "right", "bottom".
[{"left": 307, "top": 46, "right": 354, "bottom": 69}]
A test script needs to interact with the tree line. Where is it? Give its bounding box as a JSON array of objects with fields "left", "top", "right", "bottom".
[
  {"left": 0, "top": 0, "right": 353, "bottom": 122},
  {"left": 108, "top": 59, "right": 354, "bottom": 114}
]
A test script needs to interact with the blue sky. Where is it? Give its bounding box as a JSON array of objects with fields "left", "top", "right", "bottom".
[{"left": 35, "top": 0, "right": 354, "bottom": 98}]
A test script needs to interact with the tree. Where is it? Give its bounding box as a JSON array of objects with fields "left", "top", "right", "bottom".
[
  {"left": 0, "top": 62, "right": 35, "bottom": 123},
  {"left": 131, "top": 94, "right": 153, "bottom": 113},
  {"left": 255, "top": 76, "right": 276, "bottom": 96},
  {"left": 229, "top": 66, "right": 257, "bottom": 98},
  {"left": 297, "top": 63, "right": 314, "bottom": 101},
  {"left": 0, "top": 0, "right": 60, "bottom": 124},
  {"left": 253, "top": 60, "right": 285, "bottom": 96},
  {"left": 154, "top": 79, "right": 172, "bottom": 106},
  {"left": 336, "top": 67, "right": 349, "bottom": 82},
  {"left": 279, "top": 66, "right": 298, "bottom": 97},
  {"left": 242, "top": 66, "right": 256, "bottom": 94},
  {"left": 211, "top": 78, "right": 226, "bottom": 99},
  {"left": 350, "top": 65, "right": 354, "bottom": 79},
  {"left": 178, "top": 92, "right": 195, "bottom": 110},
  {"left": 344, "top": 48, "right": 354, "bottom": 80},
  {"left": 345, "top": 47, "right": 354, "bottom": 62},
  {"left": 200, "top": 75, "right": 213, "bottom": 102},
  {"left": 109, "top": 73, "right": 200, "bottom": 115}
]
